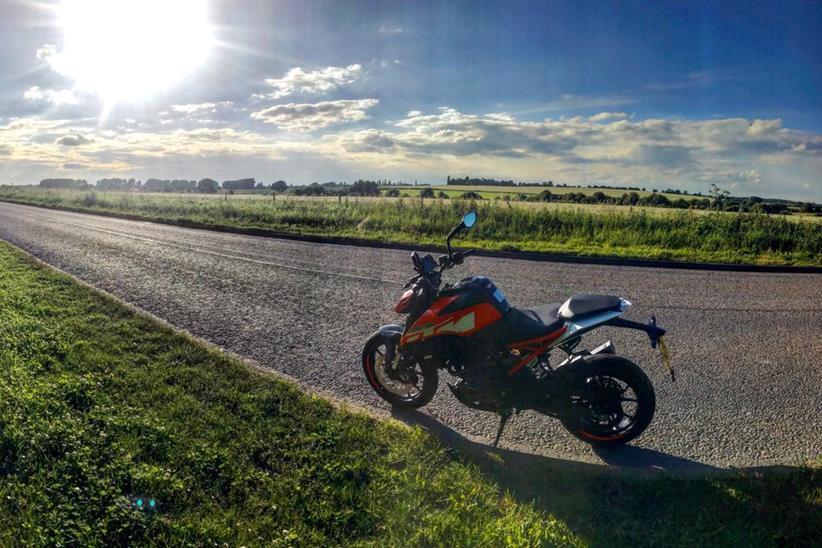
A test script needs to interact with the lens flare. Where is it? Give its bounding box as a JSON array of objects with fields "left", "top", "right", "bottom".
[{"left": 56, "top": 0, "right": 214, "bottom": 109}]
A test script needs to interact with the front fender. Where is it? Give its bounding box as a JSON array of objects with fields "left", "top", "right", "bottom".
[
  {"left": 377, "top": 324, "right": 404, "bottom": 343},
  {"left": 363, "top": 324, "right": 404, "bottom": 366},
  {"left": 362, "top": 324, "right": 404, "bottom": 394}
]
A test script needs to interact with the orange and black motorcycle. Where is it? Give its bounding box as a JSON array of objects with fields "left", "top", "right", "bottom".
[{"left": 362, "top": 211, "right": 674, "bottom": 447}]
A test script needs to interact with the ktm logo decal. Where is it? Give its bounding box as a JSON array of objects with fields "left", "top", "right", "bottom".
[{"left": 403, "top": 312, "right": 476, "bottom": 344}]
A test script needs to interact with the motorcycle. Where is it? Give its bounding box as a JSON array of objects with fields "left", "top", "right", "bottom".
[{"left": 362, "top": 211, "right": 674, "bottom": 447}]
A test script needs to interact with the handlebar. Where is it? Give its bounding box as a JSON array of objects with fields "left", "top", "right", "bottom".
[{"left": 407, "top": 248, "right": 476, "bottom": 287}]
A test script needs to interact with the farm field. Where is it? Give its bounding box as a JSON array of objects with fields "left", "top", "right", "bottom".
[
  {"left": 0, "top": 186, "right": 820, "bottom": 265},
  {"left": 1, "top": 240, "right": 820, "bottom": 545}
]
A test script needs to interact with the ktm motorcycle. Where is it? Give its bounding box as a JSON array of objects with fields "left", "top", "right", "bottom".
[{"left": 362, "top": 211, "right": 674, "bottom": 447}]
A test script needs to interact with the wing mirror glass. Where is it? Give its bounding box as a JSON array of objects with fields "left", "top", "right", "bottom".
[{"left": 463, "top": 211, "right": 477, "bottom": 228}]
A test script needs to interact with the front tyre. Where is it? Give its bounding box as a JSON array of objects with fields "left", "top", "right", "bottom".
[
  {"left": 362, "top": 333, "right": 438, "bottom": 409},
  {"left": 560, "top": 354, "right": 656, "bottom": 448}
]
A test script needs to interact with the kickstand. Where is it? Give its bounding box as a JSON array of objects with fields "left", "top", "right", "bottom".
[{"left": 493, "top": 409, "right": 513, "bottom": 448}]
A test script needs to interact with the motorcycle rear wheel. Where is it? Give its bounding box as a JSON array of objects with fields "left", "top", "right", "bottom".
[
  {"left": 559, "top": 354, "right": 655, "bottom": 448},
  {"left": 362, "top": 334, "right": 438, "bottom": 409}
]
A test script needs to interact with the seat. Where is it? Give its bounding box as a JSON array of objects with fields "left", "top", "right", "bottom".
[
  {"left": 494, "top": 302, "right": 564, "bottom": 343},
  {"left": 558, "top": 293, "right": 622, "bottom": 319}
]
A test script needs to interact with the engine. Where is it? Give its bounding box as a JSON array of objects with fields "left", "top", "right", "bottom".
[{"left": 445, "top": 351, "right": 515, "bottom": 412}]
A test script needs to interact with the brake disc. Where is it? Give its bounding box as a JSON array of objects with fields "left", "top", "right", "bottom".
[{"left": 374, "top": 354, "right": 417, "bottom": 395}]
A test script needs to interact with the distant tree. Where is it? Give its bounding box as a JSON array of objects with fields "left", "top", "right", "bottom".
[
  {"left": 293, "top": 183, "right": 326, "bottom": 196},
  {"left": 437, "top": 191, "right": 449, "bottom": 199},
  {"left": 222, "top": 178, "right": 256, "bottom": 190},
  {"left": 708, "top": 183, "right": 731, "bottom": 210},
  {"left": 96, "top": 178, "right": 138, "bottom": 190},
  {"left": 385, "top": 188, "right": 400, "bottom": 197},
  {"left": 197, "top": 178, "right": 220, "bottom": 193},
  {"left": 143, "top": 178, "right": 170, "bottom": 192},
  {"left": 255, "top": 182, "right": 264, "bottom": 189},
  {"left": 642, "top": 193, "right": 671, "bottom": 207},
  {"left": 350, "top": 180, "right": 380, "bottom": 196},
  {"left": 539, "top": 190, "right": 552, "bottom": 202},
  {"left": 419, "top": 188, "right": 435, "bottom": 198},
  {"left": 170, "top": 179, "right": 197, "bottom": 192},
  {"left": 460, "top": 191, "right": 483, "bottom": 200},
  {"left": 271, "top": 180, "right": 288, "bottom": 193}
]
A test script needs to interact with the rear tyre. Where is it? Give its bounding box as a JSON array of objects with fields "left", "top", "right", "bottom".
[
  {"left": 559, "top": 354, "right": 655, "bottom": 448},
  {"left": 362, "top": 333, "right": 438, "bottom": 409}
]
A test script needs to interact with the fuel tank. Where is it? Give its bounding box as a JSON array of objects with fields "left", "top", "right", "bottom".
[{"left": 400, "top": 276, "right": 511, "bottom": 345}]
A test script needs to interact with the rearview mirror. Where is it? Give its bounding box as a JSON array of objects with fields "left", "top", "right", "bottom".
[{"left": 446, "top": 211, "right": 477, "bottom": 257}]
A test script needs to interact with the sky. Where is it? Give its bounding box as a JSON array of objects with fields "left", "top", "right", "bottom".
[{"left": 1, "top": 0, "right": 821, "bottom": 201}]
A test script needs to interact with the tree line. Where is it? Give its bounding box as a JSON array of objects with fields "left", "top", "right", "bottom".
[{"left": 40, "top": 178, "right": 288, "bottom": 193}]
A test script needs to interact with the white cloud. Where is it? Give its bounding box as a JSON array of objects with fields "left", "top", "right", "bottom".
[
  {"left": 589, "top": 112, "right": 628, "bottom": 122},
  {"left": 378, "top": 25, "right": 404, "bottom": 35},
  {"left": 1, "top": 108, "right": 820, "bottom": 200},
  {"left": 35, "top": 44, "right": 68, "bottom": 74},
  {"left": 250, "top": 99, "right": 379, "bottom": 131},
  {"left": 310, "top": 108, "right": 822, "bottom": 198},
  {"left": 23, "top": 86, "right": 79, "bottom": 106},
  {"left": 262, "top": 64, "right": 363, "bottom": 99},
  {"left": 516, "top": 94, "right": 636, "bottom": 115},
  {"left": 169, "top": 101, "right": 234, "bottom": 115}
]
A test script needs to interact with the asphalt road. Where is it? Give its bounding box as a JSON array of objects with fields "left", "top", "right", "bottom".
[{"left": 1, "top": 201, "right": 820, "bottom": 470}]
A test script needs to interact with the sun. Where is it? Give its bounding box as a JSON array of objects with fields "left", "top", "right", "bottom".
[{"left": 57, "top": 0, "right": 214, "bottom": 108}]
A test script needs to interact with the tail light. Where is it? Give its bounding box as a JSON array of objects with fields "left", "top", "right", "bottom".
[{"left": 394, "top": 289, "right": 415, "bottom": 313}]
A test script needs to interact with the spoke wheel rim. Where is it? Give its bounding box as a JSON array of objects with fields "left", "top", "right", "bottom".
[{"left": 574, "top": 374, "right": 640, "bottom": 437}]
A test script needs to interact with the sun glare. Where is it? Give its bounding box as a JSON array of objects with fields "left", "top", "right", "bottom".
[{"left": 57, "top": 0, "right": 214, "bottom": 109}]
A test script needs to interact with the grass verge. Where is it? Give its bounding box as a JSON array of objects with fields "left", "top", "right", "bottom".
[
  {"left": 1, "top": 188, "right": 820, "bottom": 266},
  {"left": 0, "top": 240, "right": 819, "bottom": 546}
]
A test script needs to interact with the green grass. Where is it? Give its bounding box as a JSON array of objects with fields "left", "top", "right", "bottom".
[
  {"left": 0, "top": 187, "right": 821, "bottom": 266},
  {"left": 0, "top": 241, "right": 820, "bottom": 545}
]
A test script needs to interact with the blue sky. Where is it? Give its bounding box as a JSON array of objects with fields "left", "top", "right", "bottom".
[{"left": 1, "top": 0, "right": 821, "bottom": 200}]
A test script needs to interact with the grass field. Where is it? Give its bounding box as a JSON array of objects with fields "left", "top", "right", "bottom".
[
  {"left": 1, "top": 187, "right": 821, "bottom": 265},
  {"left": 1, "top": 241, "right": 820, "bottom": 545}
]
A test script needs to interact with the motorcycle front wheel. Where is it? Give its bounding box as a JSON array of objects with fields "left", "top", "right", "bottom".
[
  {"left": 559, "top": 354, "right": 656, "bottom": 448},
  {"left": 362, "top": 333, "right": 438, "bottom": 409}
]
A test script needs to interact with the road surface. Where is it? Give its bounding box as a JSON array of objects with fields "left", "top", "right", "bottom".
[{"left": 1, "top": 201, "right": 820, "bottom": 469}]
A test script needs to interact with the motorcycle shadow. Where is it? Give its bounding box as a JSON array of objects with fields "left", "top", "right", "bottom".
[
  {"left": 390, "top": 407, "right": 720, "bottom": 476},
  {"left": 389, "top": 408, "right": 814, "bottom": 545}
]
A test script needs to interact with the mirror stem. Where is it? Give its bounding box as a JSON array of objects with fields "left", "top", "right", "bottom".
[{"left": 446, "top": 222, "right": 465, "bottom": 257}]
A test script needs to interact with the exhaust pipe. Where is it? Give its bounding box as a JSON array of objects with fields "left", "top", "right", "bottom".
[{"left": 591, "top": 340, "right": 615, "bottom": 355}]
